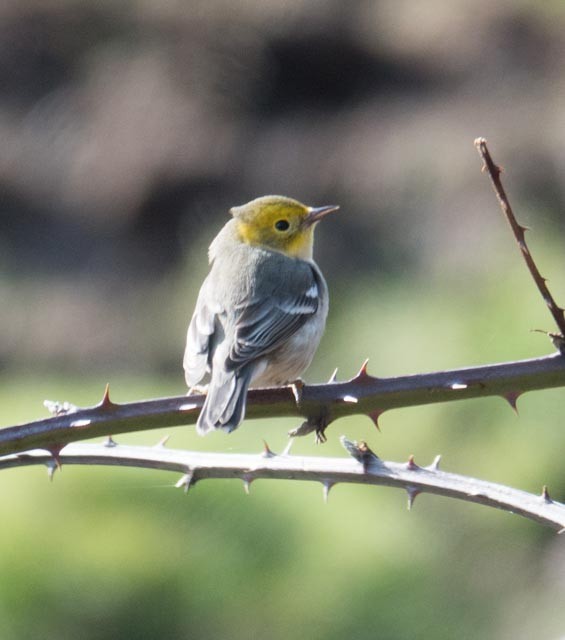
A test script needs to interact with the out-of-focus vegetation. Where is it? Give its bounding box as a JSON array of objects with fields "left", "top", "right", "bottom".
[{"left": 2, "top": 1, "right": 565, "bottom": 638}]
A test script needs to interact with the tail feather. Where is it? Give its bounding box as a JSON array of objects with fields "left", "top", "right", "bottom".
[{"left": 196, "top": 365, "right": 254, "bottom": 435}]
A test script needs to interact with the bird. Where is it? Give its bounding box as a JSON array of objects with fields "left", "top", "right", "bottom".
[{"left": 183, "top": 194, "right": 339, "bottom": 435}]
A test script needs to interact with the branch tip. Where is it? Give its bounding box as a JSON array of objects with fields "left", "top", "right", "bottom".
[{"left": 476, "top": 137, "right": 565, "bottom": 337}]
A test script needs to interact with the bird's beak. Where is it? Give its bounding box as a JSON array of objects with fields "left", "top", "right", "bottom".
[{"left": 304, "top": 204, "right": 340, "bottom": 227}]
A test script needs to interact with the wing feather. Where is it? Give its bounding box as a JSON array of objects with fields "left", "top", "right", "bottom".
[
  {"left": 183, "top": 282, "right": 222, "bottom": 386},
  {"left": 226, "top": 266, "right": 320, "bottom": 369}
]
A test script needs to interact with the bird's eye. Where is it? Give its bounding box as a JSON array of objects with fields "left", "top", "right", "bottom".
[{"left": 274, "top": 219, "right": 290, "bottom": 231}]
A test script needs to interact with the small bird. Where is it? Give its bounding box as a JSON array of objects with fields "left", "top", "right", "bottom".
[{"left": 184, "top": 195, "right": 339, "bottom": 435}]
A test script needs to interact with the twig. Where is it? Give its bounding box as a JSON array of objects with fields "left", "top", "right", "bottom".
[
  {"left": 475, "top": 137, "right": 565, "bottom": 345},
  {"left": 2, "top": 437, "right": 564, "bottom": 532},
  {"left": 1, "top": 354, "right": 565, "bottom": 456}
]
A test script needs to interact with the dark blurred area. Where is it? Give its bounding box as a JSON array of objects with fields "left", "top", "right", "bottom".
[{"left": 2, "top": 1, "right": 565, "bottom": 373}]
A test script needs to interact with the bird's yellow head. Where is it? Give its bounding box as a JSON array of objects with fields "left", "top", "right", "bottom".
[{"left": 230, "top": 195, "right": 339, "bottom": 260}]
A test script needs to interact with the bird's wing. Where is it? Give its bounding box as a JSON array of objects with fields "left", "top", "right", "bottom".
[
  {"left": 227, "top": 263, "right": 321, "bottom": 369},
  {"left": 183, "top": 281, "right": 221, "bottom": 386}
]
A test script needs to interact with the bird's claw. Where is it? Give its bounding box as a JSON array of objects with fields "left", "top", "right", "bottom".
[
  {"left": 187, "top": 384, "right": 208, "bottom": 396},
  {"left": 288, "top": 413, "right": 330, "bottom": 444}
]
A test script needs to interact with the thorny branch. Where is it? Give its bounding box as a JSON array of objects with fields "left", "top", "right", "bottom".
[
  {"left": 1, "top": 353, "right": 565, "bottom": 457},
  {"left": 1, "top": 138, "right": 565, "bottom": 531},
  {"left": 475, "top": 137, "right": 565, "bottom": 347},
  {"left": 1, "top": 437, "right": 564, "bottom": 532}
]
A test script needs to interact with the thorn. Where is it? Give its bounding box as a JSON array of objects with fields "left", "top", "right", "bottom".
[
  {"left": 175, "top": 470, "right": 194, "bottom": 494},
  {"left": 406, "top": 454, "right": 420, "bottom": 471},
  {"left": 262, "top": 440, "right": 276, "bottom": 458},
  {"left": 45, "top": 445, "right": 64, "bottom": 470},
  {"left": 541, "top": 485, "right": 552, "bottom": 503},
  {"left": 281, "top": 439, "right": 294, "bottom": 456},
  {"left": 242, "top": 476, "right": 253, "bottom": 494},
  {"left": 502, "top": 391, "right": 521, "bottom": 414},
  {"left": 155, "top": 435, "right": 170, "bottom": 448},
  {"left": 355, "top": 358, "right": 370, "bottom": 381},
  {"left": 367, "top": 409, "right": 384, "bottom": 432},
  {"left": 103, "top": 436, "right": 118, "bottom": 448},
  {"left": 46, "top": 460, "right": 58, "bottom": 482},
  {"left": 406, "top": 486, "right": 421, "bottom": 510},
  {"left": 322, "top": 480, "right": 334, "bottom": 503},
  {"left": 290, "top": 379, "right": 305, "bottom": 405},
  {"left": 427, "top": 455, "right": 442, "bottom": 471},
  {"left": 558, "top": 528, "right": 565, "bottom": 535},
  {"left": 328, "top": 368, "right": 339, "bottom": 383},
  {"left": 99, "top": 383, "right": 115, "bottom": 410}
]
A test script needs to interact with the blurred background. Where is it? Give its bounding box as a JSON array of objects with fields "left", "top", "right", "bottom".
[{"left": 2, "top": 0, "right": 565, "bottom": 638}]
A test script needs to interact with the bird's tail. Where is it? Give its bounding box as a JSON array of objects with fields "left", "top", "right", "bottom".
[{"left": 196, "top": 365, "right": 254, "bottom": 435}]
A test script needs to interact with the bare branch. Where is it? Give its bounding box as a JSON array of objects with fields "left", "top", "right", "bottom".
[
  {"left": 2, "top": 437, "right": 564, "bottom": 532},
  {"left": 1, "top": 353, "right": 565, "bottom": 455},
  {"left": 475, "top": 137, "right": 565, "bottom": 344}
]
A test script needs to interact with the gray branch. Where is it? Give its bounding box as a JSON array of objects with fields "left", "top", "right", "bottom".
[{"left": 2, "top": 437, "right": 563, "bottom": 532}]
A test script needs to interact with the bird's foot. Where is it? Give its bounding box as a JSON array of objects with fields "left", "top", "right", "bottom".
[
  {"left": 288, "top": 412, "right": 331, "bottom": 444},
  {"left": 187, "top": 384, "right": 208, "bottom": 396}
]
